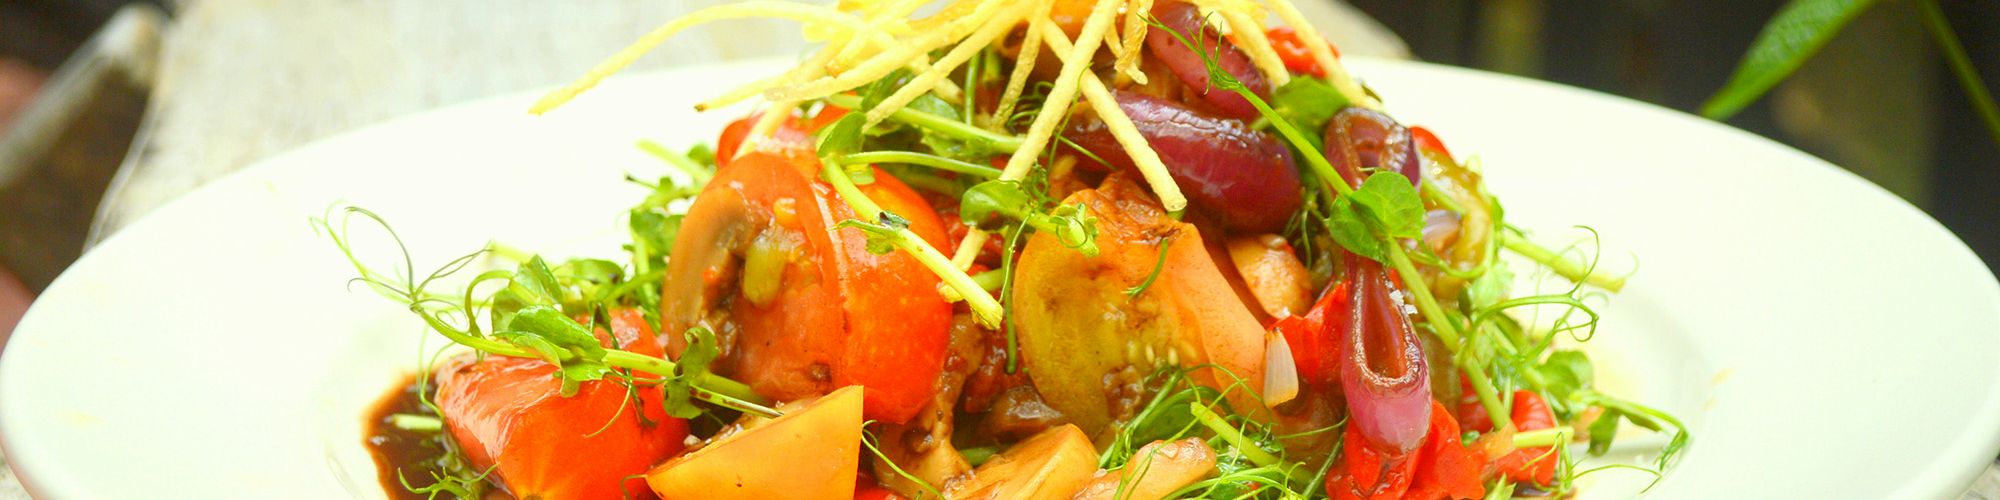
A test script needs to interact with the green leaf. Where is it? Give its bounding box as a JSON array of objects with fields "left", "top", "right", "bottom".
[
  {"left": 1347, "top": 172, "right": 1425, "bottom": 239},
  {"left": 834, "top": 219, "right": 903, "bottom": 255},
  {"left": 495, "top": 305, "right": 611, "bottom": 396},
  {"left": 817, "top": 113, "right": 868, "bottom": 159},
  {"left": 1466, "top": 258, "right": 1514, "bottom": 310},
  {"left": 960, "top": 180, "right": 1037, "bottom": 230},
  {"left": 1323, "top": 172, "right": 1422, "bottom": 262},
  {"left": 1537, "top": 350, "right": 1595, "bottom": 401},
  {"left": 628, "top": 212, "right": 682, "bottom": 264},
  {"left": 558, "top": 258, "right": 624, "bottom": 284},
  {"left": 489, "top": 257, "right": 564, "bottom": 330},
  {"left": 907, "top": 94, "right": 986, "bottom": 158},
  {"left": 1327, "top": 196, "right": 1386, "bottom": 262},
  {"left": 1701, "top": 0, "right": 1881, "bottom": 119},
  {"left": 859, "top": 70, "right": 911, "bottom": 110},
  {"left": 1270, "top": 78, "right": 1348, "bottom": 141},
  {"left": 1587, "top": 408, "right": 1621, "bottom": 456},
  {"left": 1044, "top": 202, "right": 1099, "bottom": 257},
  {"left": 685, "top": 143, "right": 716, "bottom": 169},
  {"left": 663, "top": 327, "right": 722, "bottom": 418}
]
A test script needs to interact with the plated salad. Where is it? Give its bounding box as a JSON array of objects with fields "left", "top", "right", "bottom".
[{"left": 332, "top": 0, "right": 1689, "bottom": 498}]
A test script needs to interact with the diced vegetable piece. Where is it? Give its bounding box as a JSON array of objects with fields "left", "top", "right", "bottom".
[
  {"left": 944, "top": 424, "right": 1099, "bottom": 500},
  {"left": 1070, "top": 438, "right": 1217, "bottom": 500},
  {"left": 1265, "top": 27, "right": 1340, "bottom": 77},
  {"left": 1327, "top": 401, "right": 1483, "bottom": 500},
  {"left": 646, "top": 386, "right": 864, "bottom": 500},
  {"left": 1012, "top": 176, "right": 1267, "bottom": 434},
  {"left": 663, "top": 150, "right": 951, "bottom": 424},
  {"left": 1226, "top": 234, "right": 1314, "bottom": 318},
  {"left": 1492, "top": 390, "right": 1559, "bottom": 486},
  {"left": 871, "top": 317, "right": 985, "bottom": 497},
  {"left": 434, "top": 309, "right": 686, "bottom": 499}
]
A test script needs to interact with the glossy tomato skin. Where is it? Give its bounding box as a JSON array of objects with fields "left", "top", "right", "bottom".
[
  {"left": 434, "top": 309, "right": 688, "bottom": 500},
  {"left": 814, "top": 164, "right": 953, "bottom": 423},
  {"left": 664, "top": 148, "right": 847, "bottom": 402},
  {"left": 663, "top": 148, "right": 950, "bottom": 424},
  {"left": 714, "top": 107, "right": 850, "bottom": 169}
]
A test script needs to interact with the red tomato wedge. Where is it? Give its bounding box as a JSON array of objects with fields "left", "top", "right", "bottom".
[
  {"left": 662, "top": 150, "right": 951, "bottom": 424},
  {"left": 715, "top": 107, "right": 850, "bottom": 169},
  {"left": 433, "top": 309, "right": 688, "bottom": 499}
]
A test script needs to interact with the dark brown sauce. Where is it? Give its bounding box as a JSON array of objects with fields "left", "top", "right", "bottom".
[{"left": 363, "top": 374, "right": 512, "bottom": 500}]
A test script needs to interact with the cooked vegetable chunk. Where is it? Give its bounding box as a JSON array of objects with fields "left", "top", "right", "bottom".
[
  {"left": 944, "top": 424, "right": 1099, "bottom": 500},
  {"left": 1012, "top": 175, "right": 1268, "bottom": 435},
  {"left": 646, "top": 385, "right": 864, "bottom": 500}
]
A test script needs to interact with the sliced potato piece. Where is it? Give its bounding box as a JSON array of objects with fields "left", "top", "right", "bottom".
[
  {"left": 945, "top": 424, "right": 1100, "bottom": 500},
  {"left": 646, "top": 386, "right": 862, "bottom": 500},
  {"left": 1071, "top": 438, "right": 1218, "bottom": 500}
]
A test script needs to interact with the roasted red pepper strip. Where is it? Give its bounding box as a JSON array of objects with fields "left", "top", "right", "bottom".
[
  {"left": 1493, "top": 390, "right": 1560, "bottom": 486},
  {"left": 853, "top": 484, "right": 907, "bottom": 500},
  {"left": 1409, "top": 126, "right": 1453, "bottom": 162},
  {"left": 1328, "top": 401, "right": 1485, "bottom": 500},
  {"left": 1265, "top": 27, "right": 1340, "bottom": 78},
  {"left": 1273, "top": 282, "right": 1350, "bottom": 386},
  {"left": 1455, "top": 376, "right": 1493, "bottom": 433}
]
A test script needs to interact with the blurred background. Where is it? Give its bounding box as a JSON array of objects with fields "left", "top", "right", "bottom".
[{"left": 0, "top": 0, "right": 1995, "bottom": 355}]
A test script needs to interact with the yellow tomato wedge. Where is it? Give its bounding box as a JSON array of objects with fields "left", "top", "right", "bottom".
[
  {"left": 1013, "top": 176, "right": 1269, "bottom": 435},
  {"left": 645, "top": 386, "right": 863, "bottom": 500},
  {"left": 945, "top": 424, "right": 1099, "bottom": 500},
  {"left": 1070, "top": 438, "right": 1217, "bottom": 500}
]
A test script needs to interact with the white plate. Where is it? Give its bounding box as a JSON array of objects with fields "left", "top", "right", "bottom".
[{"left": 4, "top": 59, "right": 1998, "bottom": 499}]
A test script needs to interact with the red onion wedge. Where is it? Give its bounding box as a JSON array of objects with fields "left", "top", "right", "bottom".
[
  {"left": 1339, "top": 254, "right": 1433, "bottom": 455},
  {"left": 1064, "top": 91, "right": 1302, "bottom": 232},
  {"left": 1324, "top": 107, "right": 1422, "bottom": 188},
  {"left": 1145, "top": 0, "right": 1271, "bottom": 120}
]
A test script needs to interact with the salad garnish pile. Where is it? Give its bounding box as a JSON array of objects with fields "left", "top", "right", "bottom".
[{"left": 328, "top": 0, "right": 1689, "bottom": 498}]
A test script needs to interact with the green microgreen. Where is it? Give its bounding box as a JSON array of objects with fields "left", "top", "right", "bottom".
[
  {"left": 317, "top": 206, "right": 776, "bottom": 418},
  {"left": 815, "top": 113, "right": 1005, "bottom": 328},
  {"left": 1123, "top": 235, "right": 1174, "bottom": 298}
]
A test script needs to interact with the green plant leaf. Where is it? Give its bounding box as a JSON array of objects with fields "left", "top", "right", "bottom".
[
  {"left": 1270, "top": 78, "right": 1347, "bottom": 147},
  {"left": 1587, "top": 408, "right": 1621, "bottom": 456},
  {"left": 662, "top": 327, "right": 722, "bottom": 418},
  {"left": 1348, "top": 172, "right": 1425, "bottom": 239},
  {"left": 1701, "top": 0, "right": 1881, "bottom": 119},
  {"left": 959, "top": 180, "right": 1037, "bottom": 229},
  {"left": 494, "top": 305, "right": 612, "bottom": 396},
  {"left": 1538, "top": 350, "right": 1595, "bottom": 401},
  {"left": 1327, "top": 196, "right": 1385, "bottom": 261},
  {"left": 834, "top": 218, "right": 903, "bottom": 255}
]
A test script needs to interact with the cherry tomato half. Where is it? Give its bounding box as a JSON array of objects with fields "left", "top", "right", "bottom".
[{"left": 662, "top": 148, "right": 951, "bottom": 424}]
